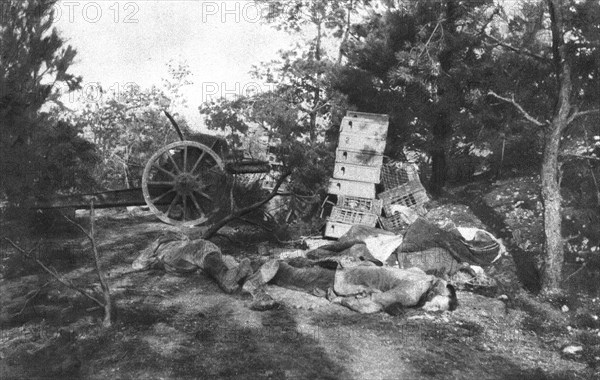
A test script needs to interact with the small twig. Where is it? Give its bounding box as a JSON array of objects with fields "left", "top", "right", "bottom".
[
  {"left": 488, "top": 91, "right": 546, "bottom": 127},
  {"left": 563, "top": 262, "right": 587, "bottom": 283},
  {"left": 483, "top": 33, "right": 548, "bottom": 63},
  {"left": 567, "top": 107, "right": 599, "bottom": 124},
  {"left": 419, "top": 21, "right": 441, "bottom": 60},
  {"left": 62, "top": 213, "right": 93, "bottom": 241},
  {"left": 3, "top": 238, "right": 105, "bottom": 307},
  {"left": 559, "top": 153, "right": 600, "bottom": 162},
  {"left": 13, "top": 281, "right": 51, "bottom": 317}
]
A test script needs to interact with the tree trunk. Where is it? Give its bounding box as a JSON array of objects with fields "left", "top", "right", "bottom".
[
  {"left": 429, "top": 144, "right": 446, "bottom": 195},
  {"left": 540, "top": 0, "right": 572, "bottom": 292},
  {"left": 90, "top": 201, "right": 114, "bottom": 327},
  {"left": 310, "top": 21, "right": 323, "bottom": 141},
  {"left": 540, "top": 123, "right": 565, "bottom": 291},
  {"left": 337, "top": 0, "right": 353, "bottom": 65},
  {"left": 429, "top": 113, "right": 449, "bottom": 195},
  {"left": 428, "top": 0, "right": 458, "bottom": 196}
]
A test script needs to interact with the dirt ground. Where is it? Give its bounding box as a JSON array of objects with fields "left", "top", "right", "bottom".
[{"left": 1, "top": 184, "right": 600, "bottom": 379}]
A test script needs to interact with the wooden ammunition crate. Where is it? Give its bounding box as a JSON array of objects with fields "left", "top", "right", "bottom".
[
  {"left": 336, "top": 195, "right": 383, "bottom": 215},
  {"left": 380, "top": 214, "right": 407, "bottom": 233},
  {"left": 333, "top": 162, "right": 381, "bottom": 184},
  {"left": 335, "top": 149, "right": 383, "bottom": 167},
  {"left": 378, "top": 181, "right": 429, "bottom": 216},
  {"left": 329, "top": 206, "right": 378, "bottom": 227},
  {"left": 338, "top": 132, "right": 386, "bottom": 154},
  {"left": 324, "top": 221, "right": 353, "bottom": 239},
  {"left": 340, "top": 116, "right": 388, "bottom": 140},
  {"left": 329, "top": 179, "right": 376, "bottom": 198},
  {"left": 346, "top": 111, "right": 389, "bottom": 123}
]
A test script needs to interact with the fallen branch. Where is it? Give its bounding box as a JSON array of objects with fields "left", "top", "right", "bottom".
[
  {"left": 203, "top": 170, "right": 292, "bottom": 240},
  {"left": 3, "top": 238, "right": 105, "bottom": 308}
]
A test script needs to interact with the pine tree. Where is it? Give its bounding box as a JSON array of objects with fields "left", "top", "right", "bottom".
[{"left": 0, "top": 0, "right": 93, "bottom": 204}]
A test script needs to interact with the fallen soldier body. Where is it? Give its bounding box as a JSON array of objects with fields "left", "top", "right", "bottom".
[
  {"left": 394, "top": 218, "right": 505, "bottom": 277},
  {"left": 132, "top": 233, "right": 457, "bottom": 314},
  {"left": 244, "top": 258, "right": 458, "bottom": 314},
  {"left": 132, "top": 231, "right": 253, "bottom": 293}
]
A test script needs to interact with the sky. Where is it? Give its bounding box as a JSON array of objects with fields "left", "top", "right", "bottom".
[{"left": 53, "top": 0, "right": 298, "bottom": 124}]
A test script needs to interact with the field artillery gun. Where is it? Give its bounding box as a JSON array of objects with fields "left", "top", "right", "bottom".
[{"left": 33, "top": 112, "right": 271, "bottom": 227}]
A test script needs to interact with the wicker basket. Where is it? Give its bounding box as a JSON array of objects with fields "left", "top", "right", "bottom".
[
  {"left": 378, "top": 181, "right": 429, "bottom": 216},
  {"left": 336, "top": 195, "right": 383, "bottom": 215},
  {"left": 329, "top": 206, "right": 378, "bottom": 227}
]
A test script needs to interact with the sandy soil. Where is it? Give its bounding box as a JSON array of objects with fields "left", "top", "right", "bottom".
[{"left": 1, "top": 204, "right": 598, "bottom": 380}]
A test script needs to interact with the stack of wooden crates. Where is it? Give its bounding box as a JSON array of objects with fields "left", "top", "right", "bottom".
[
  {"left": 325, "top": 111, "right": 389, "bottom": 238},
  {"left": 378, "top": 161, "right": 429, "bottom": 232}
]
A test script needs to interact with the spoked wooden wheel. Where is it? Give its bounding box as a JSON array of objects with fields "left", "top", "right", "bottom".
[{"left": 142, "top": 141, "right": 226, "bottom": 227}]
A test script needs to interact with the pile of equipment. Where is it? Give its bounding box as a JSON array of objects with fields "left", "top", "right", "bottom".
[{"left": 324, "top": 111, "right": 429, "bottom": 238}]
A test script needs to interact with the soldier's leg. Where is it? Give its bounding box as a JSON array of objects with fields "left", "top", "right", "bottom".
[
  {"left": 328, "top": 292, "right": 384, "bottom": 314},
  {"left": 242, "top": 259, "right": 280, "bottom": 294},
  {"left": 196, "top": 241, "right": 252, "bottom": 293},
  {"left": 270, "top": 262, "right": 335, "bottom": 295}
]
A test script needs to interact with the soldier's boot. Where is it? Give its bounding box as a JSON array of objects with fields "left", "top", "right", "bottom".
[
  {"left": 242, "top": 259, "right": 280, "bottom": 294},
  {"left": 204, "top": 253, "right": 253, "bottom": 294}
]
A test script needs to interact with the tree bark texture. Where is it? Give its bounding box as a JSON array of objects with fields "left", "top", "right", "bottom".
[{"left": 540, "top": 0, "right": 572, "bottom": 292}]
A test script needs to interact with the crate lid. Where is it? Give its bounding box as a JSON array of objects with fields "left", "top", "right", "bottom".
[{"left": 346, "top": 111, "right": 389, "bottom": 123}]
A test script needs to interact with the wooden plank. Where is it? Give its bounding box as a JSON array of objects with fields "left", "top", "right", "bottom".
[
  {"left": 335, "top": 149, "right": 383, "bottom": 167},
  {"left": 333, "top": 162, "right": 381, "bottom": 184},
  {"left": 340, "top": 116, "right": 388, "bottom": 140},
  {"left": 30, "top": 188, "right": 148, "bottom": 209},
  {"left": 328, "top": 179, "right": 376, "bottom": 198},
  {"left": 338, "top": 132, "right": 386, "bottom": 154},
  {"left": 345, "top": 111, "right": 389, "bottom": 123}
]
